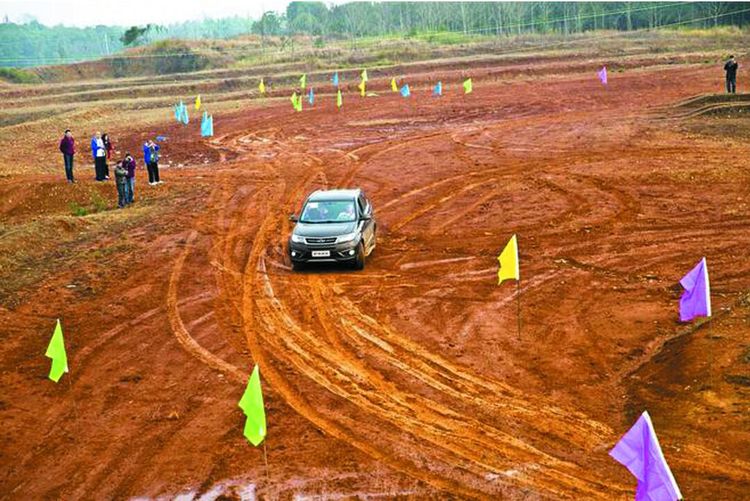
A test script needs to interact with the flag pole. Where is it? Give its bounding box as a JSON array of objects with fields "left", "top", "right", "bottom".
[
  {"left": 262, "top": 440, "right": 270, "bottom": 484},
  {"left": 707, "top": 319, "right": 714, "bottom": 386},
  {"left": 67, "top": 371, "right": 79, "bottom": 420},
  {"left": 516, "top": 279, "right": 522, "bottom": 340}
]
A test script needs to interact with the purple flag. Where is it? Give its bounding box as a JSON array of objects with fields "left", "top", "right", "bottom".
[
  {"left": 679, "top": 257, "right": 711, "bottom": 322},
  {"left": 610, "top": 411, "right": 682, "bottom": 501},
  {"left": 598, "top": 66, "right": 608, "bottom": 85}
]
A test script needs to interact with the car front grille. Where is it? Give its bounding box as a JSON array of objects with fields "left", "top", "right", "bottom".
[{"left": 305, "top": 237, "right": 337, "bottom": 244}]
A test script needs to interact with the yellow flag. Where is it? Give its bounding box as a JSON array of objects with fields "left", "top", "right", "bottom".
[
  {"left": 497, "top": 234, "right": 519, "bottom": 285},
  {"left": 391, "top": 77, "right": 397, "bottom": 92},
  {"left": 358, "top": 80, "right": 366, "bottom": 97},
  {"left": 195, "top": 95, "right": 201, "bottom": 110},
  {"left": 336, "top": 89, "right": 342, "bottom": 108},
  {"left": 259, "top": 78, "right": 266, "bottom": 94},
  {"left": 361, "top": 69, "right": 368, "bottom": 82}
]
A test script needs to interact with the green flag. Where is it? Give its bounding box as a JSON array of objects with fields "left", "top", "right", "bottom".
[
  {"left": 238, "top": 364, "right": 267, "bottom": 446},
  {"left": 291, "top": 92, "right": 302, "bottom": 112},
  {"left": 46, "top": 319, "right": 68, "bottom": 383},
  {"left": 300, "top": 73, "right": 306, "bottom": 90},
  {"left": 336, "top": 89, "right": 342, "bottom": 109},
  {"left": 463, "top": 78, "right": 473, "bottom": 94}
]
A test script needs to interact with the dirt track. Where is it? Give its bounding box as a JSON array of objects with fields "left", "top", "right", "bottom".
[{"left": 2, "top": 56, "right": 750, "bottom": 499}]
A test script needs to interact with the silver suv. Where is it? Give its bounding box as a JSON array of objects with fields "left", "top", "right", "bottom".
[{"left": 288, "top": 189, "right": 376, "bottom": 270}]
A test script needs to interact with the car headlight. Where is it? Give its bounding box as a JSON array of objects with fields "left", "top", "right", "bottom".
[
  {"left": 291, "top": 234, "right": 305, "bottom": 243},
  {"left": 336, "top": 232, "right": 357, "bottom": 244}
]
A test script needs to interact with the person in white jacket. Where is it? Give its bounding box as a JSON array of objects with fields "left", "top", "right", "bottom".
[{"left": 90, "top": 131, "right": 108, "bottom": 181}]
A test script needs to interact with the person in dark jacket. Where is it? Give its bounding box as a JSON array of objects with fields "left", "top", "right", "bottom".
[
  {"left": 102, "top": 133, "right": 114, "bottom": 179},
  {"left": 91, "top": 131, "right": 108, "bottom": 181},
  {"left": 59, "top": 129, "right": 76, "bottom": 183},
  {"left": 122, "top": 153, "right": 136, "bottom": 204},
  {"left": 114, "top": 161, "right": 128, "bottom": 208},
  {"left": 724, "top": 55, "right": 738, "bottom": 94},
  {"left": 143, "top": 139, "right": 162, "bottom": 185}
]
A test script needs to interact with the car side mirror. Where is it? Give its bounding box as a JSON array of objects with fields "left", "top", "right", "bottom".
[{"left": 289, "top": 214, "right": 299, "bottom": 222}]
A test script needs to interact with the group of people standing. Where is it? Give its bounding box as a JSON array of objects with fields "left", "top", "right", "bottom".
[
  {"left": 58, "top": 131, "right": 164, "bottom": 208},
  {"left": 90, "top": 131, "right": 114, "bottom": 181}
]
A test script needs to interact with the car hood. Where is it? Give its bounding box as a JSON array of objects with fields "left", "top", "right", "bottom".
[{"left": 293, "top": 221, "right": 357, "bottom": 237}]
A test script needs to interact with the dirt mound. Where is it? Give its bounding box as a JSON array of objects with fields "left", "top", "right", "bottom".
[{"left": 656, "top": 92, "right": 750, "bottom": 119}]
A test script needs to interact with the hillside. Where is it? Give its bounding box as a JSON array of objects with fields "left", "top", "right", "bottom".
[{"left": 1, "top": 26, "right": 749, "bottom": 500}]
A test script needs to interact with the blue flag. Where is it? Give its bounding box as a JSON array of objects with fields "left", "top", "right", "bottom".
[
  {"left": 332, "top": 72, "right": 339, "bottom": 87},
  {"left": 308, "top": 87, "right": 315, "bottom": 105},
  {"left": 175, "top": 100, "right": 188, "bottom": 125},
  {"left": 433, "top": 81, "right": 442, "bottom": 96},
  {"left": 201, "top": 112, "right": 210, "bottom": 137},
  {"left": 400, "top": 84, "right": 410, "bottom": 97},
  {"left": 178, "top": 102, "right": 189, "bottom": 125},
  {"left": 610, "top": 411, "right": 682, "bottom": 501}
]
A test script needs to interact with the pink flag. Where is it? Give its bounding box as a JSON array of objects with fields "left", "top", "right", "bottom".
[
  {"left": 598, "top": 66, "right": 608, "bottom": 85},
  {"left": 610, "top": 411, "right": 682, "bottom": 501}
]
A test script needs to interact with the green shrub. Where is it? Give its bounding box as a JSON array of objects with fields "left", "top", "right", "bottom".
[
  {"left": 0, "top": 67, "right": 41, "bottom": 84},
  {"left": 69, "top": 202, "right": 88, "bottom": 217}
]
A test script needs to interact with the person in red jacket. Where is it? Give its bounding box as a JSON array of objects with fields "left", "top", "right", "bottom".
[{"left": 59, "top": 129, "right": 76, "bottom": 183}]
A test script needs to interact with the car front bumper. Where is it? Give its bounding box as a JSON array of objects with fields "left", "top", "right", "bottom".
[{"left": 288, "top": 239, "right": 359, "bottom": 263}]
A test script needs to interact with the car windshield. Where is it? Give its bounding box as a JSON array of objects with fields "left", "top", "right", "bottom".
[{"left": 300, "top": 200, "right": 356, "bottom": 223}]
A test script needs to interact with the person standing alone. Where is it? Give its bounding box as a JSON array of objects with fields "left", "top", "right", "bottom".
[
  {"left": 724, "top": 55, "right": 738, "bottom": 94},
  {"left": 59, "top": 129, "right": 76, "bottom": 183},
  {"left": 143, "top": 139, "right": 162, "bottom": 185},
  {"left": 91, "top": 131, "right": 108, "bottom": 181}
]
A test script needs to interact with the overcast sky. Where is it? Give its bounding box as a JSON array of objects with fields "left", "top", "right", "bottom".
[{"left": 0, "top": 0, "right": 311, "bottom": 27}]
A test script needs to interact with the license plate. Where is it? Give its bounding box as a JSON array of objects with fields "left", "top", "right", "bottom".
[{"left": 311, "top": 250, "right": 331, "bottom": 258}]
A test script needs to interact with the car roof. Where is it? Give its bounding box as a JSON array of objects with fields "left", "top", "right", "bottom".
[{"left": 307, "top": 189, "right": 361, "bottom": 201}]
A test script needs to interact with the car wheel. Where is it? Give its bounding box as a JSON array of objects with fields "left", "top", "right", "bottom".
[{"left": 353, "top": 243, "right": 365, "bottom": 270}]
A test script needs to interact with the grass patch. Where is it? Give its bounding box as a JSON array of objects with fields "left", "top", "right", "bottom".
[
  {"left": 69, "top": 192, "right": 110, "bottom": 217},
  {"left": 0, "top": 67, "right": 41, "bottom": 84},
  {"left": 69, "top": 201, "right": 88, "bottom": 217},
  {"left": 670, "top": 26, "right": 743, "bottom": 38},
  {"left": 410, "top": 30, "right": 492, "bottom": 45}
]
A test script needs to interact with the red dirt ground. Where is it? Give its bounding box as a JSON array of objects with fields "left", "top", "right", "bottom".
[{"left": 1, "top": 58, "right": 750, "bottom": 500}]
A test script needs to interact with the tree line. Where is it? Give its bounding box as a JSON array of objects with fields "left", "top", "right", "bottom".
[
  {"left": 1, "top": 2, "right": 749, "bottom": 68},
  {"left": 273, "top": 2, "right": 750, "bottom": 37}
]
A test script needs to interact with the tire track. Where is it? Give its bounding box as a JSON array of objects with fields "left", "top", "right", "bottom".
[
  {"left": 164, "top": 111, "right": 637, "bottom": 498},
  {"left": 236, "top": 170, "right": 494, "bottom": 499}
]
